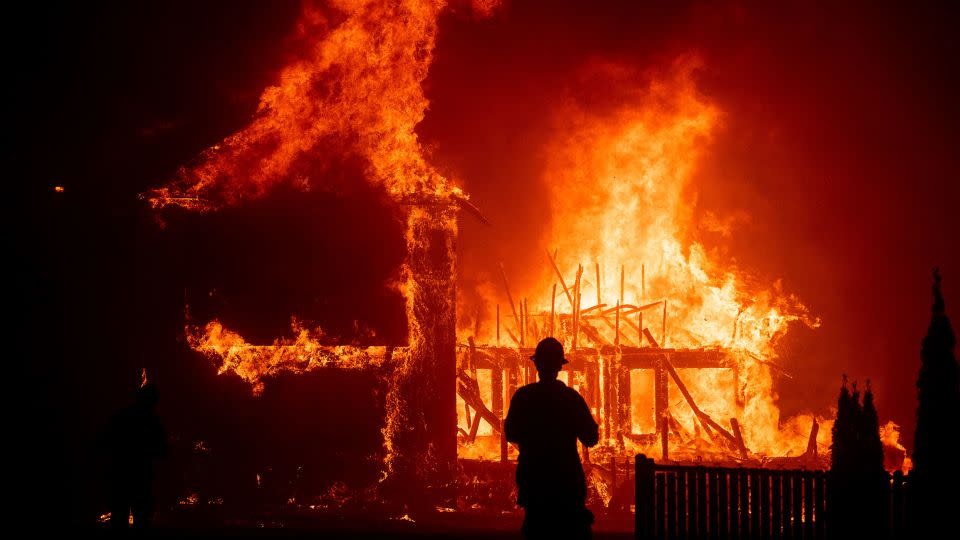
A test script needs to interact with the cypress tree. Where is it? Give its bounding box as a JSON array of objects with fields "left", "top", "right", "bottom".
[
  {"left": 829, "top": 375, "right": 857, "bottom": 536},
  {"left": 830, "top": 375, "right": 854, "bottom": 473},
  {"left": 859, "top": 380, "right": 888, "bottom": 538},
  {"left": 860, "top": 381, "right": 885, "bottom": 476},
  {"left": 849, "top": 382, "right": 864, "bottom": 473},
  {"left": 911, "top": 268, "right": 960, "bottom": 533},
  {"left": 830, "top": 376, "right": 892, "bottom": 536}
]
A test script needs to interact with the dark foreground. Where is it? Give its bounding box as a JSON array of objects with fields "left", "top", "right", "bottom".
[
  {"left": 84, "top": 511, "right": 635, "bottom": 538},
  {"left": 85, "top": 530, "right": 633, "bottom": 539}
]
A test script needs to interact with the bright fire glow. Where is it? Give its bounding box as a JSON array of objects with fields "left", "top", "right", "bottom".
[{"left": 143, "top": 0, "right": 909, "bottom": 484}]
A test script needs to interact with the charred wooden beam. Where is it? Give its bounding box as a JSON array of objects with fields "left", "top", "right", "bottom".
[
  {"left": 643, "top": 327, "right": 660, "bottom": 349},
  {"left": 572, "top": 266, "right": 583, "bottom": 349},
  {"left": 456, "top": 369, "right": 501, "bottom": 436},
  {"left": 467, "top": 406, "right": 482, "bottom": 442},
  {"left": 595, "top": 262, "right": 601, "bottom": 308},
  {"left": 661, "top": 301, "right": 668, "bottom": 348},
  {"left": 498, "top": 262, "right": 523, "bottom": 347},
  {"left": 666, "top": 410, "right": 691, "bottom": 444},
  {"left": 504, "top": 327, "right": 521, "bottom": 348},
  {"left": 470, "top": 345, "right": 728, "bottom": 372},
  {"left": 661, "top": 354, "right": 739, "bottom": 448},
  {"left": 617, "top": 349, "right": 631, "bottom": 442},
  {"left": 492, "top": 356, "right": 506, "bottom": 463},
  {"left": 507, "top": 366, "right": 518, "bottom": 406},
  {"left": 596, "top": 312, "right": 637, "bottom": 347},
  {"left": 547, "top": 250, "right": 575, "bottom": 309},
  {"left": 805, "top": 417, "right": 819, "bottom": 458},
  {"left": 385, "top": 205, "right": 457, "bottom": 502},
  {"left": 580, "top": 322, "right": 612, "bottom": 348},
  {"left": 580, "top": 304, "right": 606, "bottom": 316},
  {"left": 602, "top": 352, "right": 611, "bottom": 441},
  {"left": 730, "top": 418, "right": 749, "bottom": 459},
  {"left": 614, "top": 301, "right": 621, "bottom": 348},
  {"left": 656, "top": 354, "right": 669, "bottom": 461},
  {"left": 550, "top": 283, "right": 557, "bottom": 337}
]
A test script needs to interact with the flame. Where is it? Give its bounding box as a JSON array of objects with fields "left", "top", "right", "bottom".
[
  {"left": 145, "top": 0, "right": 467, "bottom": 211},
  {"left": 147, "top": 0, "right": 469, "bottom": 385},
  {"left": 540, "top": 58, "right": 812, "bottom": 355},
  {"left": 144, "top": 0, "right": 503, "bottom": 487},
  {"left": 879, "top": 420, "right": 911, "bottom": 473},
  {"left": 189, "top": 319, "right": 391, "bottom": 395},
  {"left": 141, "top": 0, "right": 902, "bottom": 489},
  {"left": 557, "top": 59, "right": 816, "bottom": 458},
  {"left": 148, "top": 0, "right": 477, "bottom": 390},
  {"left": 457, "top": 58, "right": 825, "bottom": 464}
]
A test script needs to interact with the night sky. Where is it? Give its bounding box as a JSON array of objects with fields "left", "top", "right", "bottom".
[{"left": 13, "top": 0, "right": 959, "bottom": 526}]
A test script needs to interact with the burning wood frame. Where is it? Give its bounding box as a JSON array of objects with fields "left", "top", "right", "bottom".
[{"left": 456, "top": 258, "right": 822, "bottom": 470}]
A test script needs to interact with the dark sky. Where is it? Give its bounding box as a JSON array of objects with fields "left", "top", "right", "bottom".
[{"left": 12, "top": 0, "right": 959, "bottom": 520}]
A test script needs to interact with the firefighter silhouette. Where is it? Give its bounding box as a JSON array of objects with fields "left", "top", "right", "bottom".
[
  {"left": 505, "top": 337, "right": 600, "bottom": 539},
  {"left": 104, "top": 379, "right": 167, "bottom": 529}
]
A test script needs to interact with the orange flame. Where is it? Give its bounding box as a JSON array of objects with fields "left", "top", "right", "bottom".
[
  {"left": 145, "top": 0, "right": 468, "bottom": 210},
  {"left": 141, "top": 0, "right": 908, "bottom": 476},
  {"left": 540, "top": 58, "right": 814, "bottom": 356},
  {"left": 189, "top": 319, "right": 391, "bottom": 395},
  {"left": 459, "top": 59, "right": 829, "bottom": 464},
  {"left": 552, "top": 59, "right": 819, "bottom": 459},
  {"left": 146, "top": 0, "right": 500, "bottom": 486}
]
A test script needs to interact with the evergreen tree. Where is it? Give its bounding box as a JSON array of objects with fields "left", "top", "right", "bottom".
[
  {"left": 859, "top": 380, "right": 889, "bottom": 538},
  {"left": 911, "top": 268, "right": 960, "bottom": 533},
  {"left": 829, "top": 375, "right": 858, "bottom": 536},
  {"left": 849, "top": 382, "right": 864, "bottom": 473},
  {"left": 830, "top": 376, "right": 890, "bottom": 536},
  {"left": 830, "top": 375, "right": 855, "bottom": 473},
  {"left": 860, "top": 381, "right": 885, "bottom": 476}
]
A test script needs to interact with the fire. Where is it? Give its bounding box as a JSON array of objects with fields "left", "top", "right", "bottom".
[
  {"left": 189, "top": 319, "right": 391, "bottom": 395},
  {"left": 880, "top": 420, "right": 911, "bottom": 473},
  {"left": 147, "top": 0, "right": 467, "bottom": 382},
  {"left": 458, "top": 59, "right": 831, "bottom": 464},
  {"left": 145, "top": 0, "right": 497, "bottom": 490},
  {"left": 146, "top": 0, "right": 465, "bottom": 210},
  {"left": 541, "top": 58, "right": 808, "bottom": 357},
  {"left": 140, "top": 0, "right": 910, "bottom": 502}
]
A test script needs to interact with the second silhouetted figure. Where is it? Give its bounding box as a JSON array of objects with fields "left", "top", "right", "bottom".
[
  {"left": 505, "top": 337, "right": 600, "bottom": 539},
  {"left": 104, "top": 381, "right": 167, "bottom": 530}
]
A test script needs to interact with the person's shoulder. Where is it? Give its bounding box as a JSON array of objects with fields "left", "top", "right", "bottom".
[
  {"left": 563, "top": 384, "right": 588, "bottom": 402},
  {"left": 513, "top": 383, "right": 536, "bottom": 397},
  {"left": 514, "top": 382, "right": 551, "bottom": 401}
]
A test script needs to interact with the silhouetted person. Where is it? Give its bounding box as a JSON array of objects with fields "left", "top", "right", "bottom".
[
  {"left": 104, "top": 382, "right": 167, "bottom": 530},
  {"left": 505, "top": 337, "right": 600, "bottom": 539}
]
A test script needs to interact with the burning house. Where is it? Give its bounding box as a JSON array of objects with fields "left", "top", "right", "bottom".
[
  {"left": 138, "top": 0, "right": 915, "bottom": 515},
  {"left": 20, "top": 0, "right": 960, "bottom": 534}
]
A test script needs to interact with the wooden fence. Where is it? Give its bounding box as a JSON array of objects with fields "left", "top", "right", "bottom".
[{"left": 634, "top": 455, "right": 909, "bottom": 539}]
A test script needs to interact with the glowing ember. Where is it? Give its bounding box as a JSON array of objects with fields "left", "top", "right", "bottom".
[{"left": 190, "top": 319, "right": 391, "bottom": 395}]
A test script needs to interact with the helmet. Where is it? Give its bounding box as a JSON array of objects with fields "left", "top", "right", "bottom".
[{"left": 529, "top": 337, "right": 568, "bottom": 367}]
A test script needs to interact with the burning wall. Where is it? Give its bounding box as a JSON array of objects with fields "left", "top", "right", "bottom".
[{"left": 147, "top": 0, "right": 473, "bottom": 501}]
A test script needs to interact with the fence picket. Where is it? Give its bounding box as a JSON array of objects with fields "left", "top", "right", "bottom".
[{"left": 634, "top": 456, "right": 907, "bottom": 540}]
